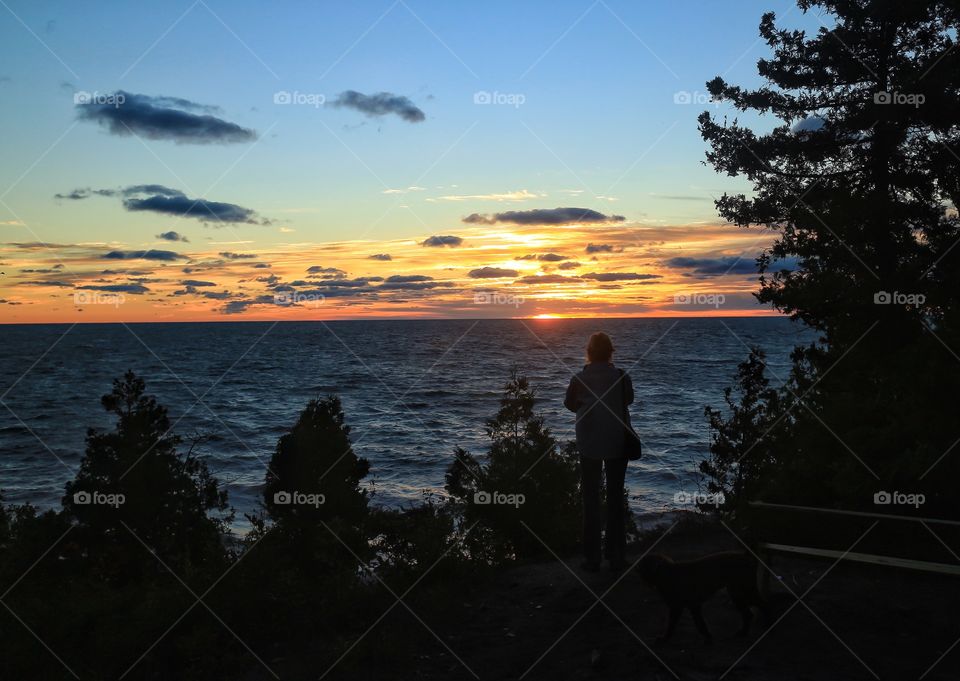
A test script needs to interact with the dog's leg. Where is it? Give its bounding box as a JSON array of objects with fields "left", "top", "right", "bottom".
[
  {"left": 691, "top": 604, "right": 713, "bottom": 644},
  {"left": 730, "top": 587, "right": 755, "bottom": 636},
  {"left": 656, "top": 605, "right": 682, "bottom": 644},
  {"left": 734, "top": 599, "right": 754, "bottom": 636}
]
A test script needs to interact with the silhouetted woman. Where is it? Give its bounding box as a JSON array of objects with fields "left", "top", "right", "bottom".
[{"left": 564, "top": 332, "right": 633, "bottom": 572}]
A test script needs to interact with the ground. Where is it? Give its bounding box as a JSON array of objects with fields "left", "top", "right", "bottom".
[{"left": 269, "top": 516, "right": 960, "bottom": 681}]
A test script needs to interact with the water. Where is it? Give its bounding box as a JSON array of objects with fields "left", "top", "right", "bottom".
[{"left": 0, "top": 318, "right": 812, "bottom": 524}]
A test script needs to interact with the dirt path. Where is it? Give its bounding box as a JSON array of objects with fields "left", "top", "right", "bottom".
[{"left": 277, "top": 519, "right": 960, "bottom": 680}]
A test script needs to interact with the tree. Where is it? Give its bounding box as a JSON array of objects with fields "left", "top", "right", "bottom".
[
  {"left": 63, "top": 371, "right": 230, "bottom": 579},
  {"left": 700, "top": 1, "right": 960, "bottom": 513},
  {"left": 446, "top": 371, "right": 581, "bottom": 563},
  {"left": 258, "top": 395, "right": 370, "bottom": 568},
  {"left": 701, "top": 348, "right": 787, "bottom": 515}
]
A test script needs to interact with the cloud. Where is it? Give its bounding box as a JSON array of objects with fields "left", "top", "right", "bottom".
[
  {"left": 558, "top": 261, "right": 582, "bottom": 270},
  {"left": 385, "top": 275, "right": 433, "bottom": 283},
  {"left": 518, "top": 253, "right": 568, "bottom": 262},
  {"left": 58, "top": 185, "right": 268, "bottom": 225},
  {"left": 382, "top": 186, "right": 426, "bottom": 195},
  {"left": 54, "top": 188, "right": 116, "bottom": 200},
  {"left": 463, "top": 207, "right": 625, "bottom": 226},
  {"left": 290, "top": 278, "right": 373, "bottom": 288},
  {"left": 181, "top": 279, "right": 216, "bottom": 287},
  {"left": 378, "top": 280, "right": 452, "bottom": 291},
  {"left": 157, "top": 230, "right": 188, "bottom": 242},
  {"left": 306, "top": 265, "right": 347, "bottom": 278},
  {"left": 421, "top": 235, "right": 463, "bottom": 247},
  {"left": 223, "top": 297, "right": 276, "bottom": 314},
  {"left": 332, "top": 90, "right": 425, "bottom": 123},
  {"left": 126, "top": 190, "right": 265, "bottom": 225},
  {"left": 663, "top": 256, "right": 758, "bottom": 277},
  {"left": 78, "top": 283, "right": 149, "bottom": 294},
  {"left": 18, "top": 280, "right": 74, "bottom": 287},
  {"left": 580, "top": 272, "right": 662, "bottom": 282},
  {"left": 75, "top": 91, "right": 256, "bottom": 144},
  {"left": 429, "top": 190, "right": 542, "bottom": 202},
  {"left": 219, "top": 252, "right": 258, "bottom": 260},
  {"left": 516, "top": 274, "right": 578, "bottom": 284},
  {"left": 585, "top": 243, "right": 622, "bottom": 254},
  {"left": 5, "top": 241, "right": 79, "bottom": 249},
  {"left": 468, "top": 267, "right": 520, "bottom": 279},
  {"left": 19, "top": 266, "right": 64, "bottom": 273},
  {"left": 792, "top": 116, "right": 826, "bottom": 133},
  {"left": 368, "top": 253, "right": 392, "bottom": 261},
  {"left": 103, "top": 249, "right": 185, "bottom": 261}
]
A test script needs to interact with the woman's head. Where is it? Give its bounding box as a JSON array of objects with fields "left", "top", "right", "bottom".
[{"left": 586, "top": 332, "right": 614, "bottom": 364}]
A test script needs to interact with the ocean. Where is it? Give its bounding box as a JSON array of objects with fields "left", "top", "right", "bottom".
[{"left": 0, "top": 317, "right": 812, "bottom": 526}]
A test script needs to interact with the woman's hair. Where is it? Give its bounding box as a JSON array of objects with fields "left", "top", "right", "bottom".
[{"left": 586, "top": 332, "right": 614, "bottom": 363}]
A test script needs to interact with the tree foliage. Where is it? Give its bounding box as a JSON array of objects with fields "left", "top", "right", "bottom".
[
  {"left": 63, "top": 370, "right": 230, "bottom": 579},
  {"left": 446, "top": 371, "right": 581, "bottom": 563},
  {"left": 257, "top": 395, "right": 371, "bottom": 569},
  {"left": 700, "top": 0, "right": 960, "bottom": 514}
]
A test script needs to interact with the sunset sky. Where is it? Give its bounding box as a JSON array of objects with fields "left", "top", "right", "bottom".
[{"left": 0, "top": 0, "right": 816, "bottom": 322}]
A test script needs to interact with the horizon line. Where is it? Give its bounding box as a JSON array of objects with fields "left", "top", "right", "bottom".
[{"left": 0, "top": 311, "right": 789, "bottom": 326}]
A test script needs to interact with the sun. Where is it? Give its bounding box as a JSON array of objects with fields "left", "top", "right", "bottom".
[{"left": 531, "top": 313, "right": 560, "bottom": 319}]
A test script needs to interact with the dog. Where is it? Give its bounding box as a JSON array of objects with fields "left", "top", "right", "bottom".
[{"left": 638, "top": 551, "right": 763, "bottom": 644}]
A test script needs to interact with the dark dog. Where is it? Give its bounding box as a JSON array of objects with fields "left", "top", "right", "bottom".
[{"left": 639, "top": 551, "right": 763, "bottom": 644}]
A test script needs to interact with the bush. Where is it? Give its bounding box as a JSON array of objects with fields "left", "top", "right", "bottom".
[
  {"left": 701, "top": 348, "right": 787, "bottom": 517},
  {"left": 255, "top": 395, "right": 371, "bottom": 571},
  {"left": 62, "top": 371, "right": 230, "bottom": 582},
  {"left": 445, "top": 371, "right": 581, "bottom": 564}
]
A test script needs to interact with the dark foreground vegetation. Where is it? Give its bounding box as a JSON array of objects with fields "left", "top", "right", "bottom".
[{"left": 1, "top": 368, "right": 639, "bottom": 680}]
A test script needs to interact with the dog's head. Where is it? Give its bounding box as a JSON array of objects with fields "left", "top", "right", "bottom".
[{"left": 638, "top": 554, "right": 673, "bottom": 586}]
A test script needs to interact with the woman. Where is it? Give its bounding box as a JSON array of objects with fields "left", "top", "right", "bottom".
[{"left": 564, "top": 332, "right": 633, "bottom": 572}]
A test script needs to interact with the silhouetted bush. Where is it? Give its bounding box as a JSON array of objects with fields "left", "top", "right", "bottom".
[
  {"left": 445, "top": 371, "right": 581, "bottom": 563},
  {"left": 701, "top": 348, "right": 786, "bottom": 516},
  {"left": 250, "top": 395, "right": 371, "bottom": 571},
  {"left": 62, "top": 371, "right": 230, "bottom": 581},
  {"left": 368, "top": 493, "right": 464, "bottom": 581}
]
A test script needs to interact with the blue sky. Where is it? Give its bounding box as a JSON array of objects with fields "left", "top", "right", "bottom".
[{"left": 0, "top": 0, "right": 820, "bottom": 321}]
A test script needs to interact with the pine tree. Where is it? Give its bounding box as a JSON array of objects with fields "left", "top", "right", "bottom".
[
  {"left": 259, "top": 395, "right": 370, "bottom": 568},
  {"left": 446, "top": 371, "right": 581, "bottom": 563},
  {"left": 700, "top": 1, "right": 960, "bottom": 512},
  {"left": 63, "top": 371, "right": 230, "bottom": 579}
]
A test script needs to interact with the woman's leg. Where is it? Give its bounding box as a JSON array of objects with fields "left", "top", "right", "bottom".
[
  {"left": 603, "top": 456, "right": 628, "bottom": 564},
  {"left": 580, "top": 457, "right": 602, "bottom": 566}
]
